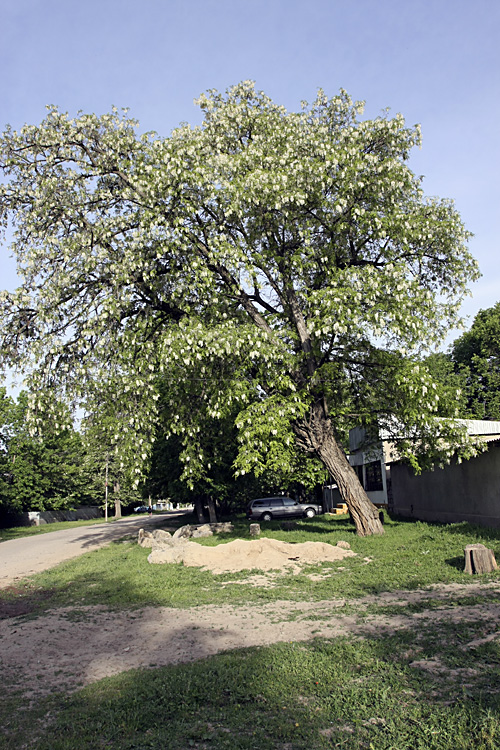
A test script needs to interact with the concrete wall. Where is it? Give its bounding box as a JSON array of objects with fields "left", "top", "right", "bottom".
[
  {"left": 20, "top": 506, "right": 102, "bottom": 526},
  {"left": 390, "top": 443, "right": 500, "bottom": 527}
]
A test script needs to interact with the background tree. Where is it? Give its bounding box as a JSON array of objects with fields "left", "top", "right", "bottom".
[
  {"left": 0, "top": 83, "right": 480, "bottom": 535},
  {"left": 0, "top": 387, "right": 18, "bottom": 522},
  {"left": 81, "top": 403, "right": 144, "bottom": 518},
  {"left": 450, "top": 303, "right": 500, "bottom": 421},
  {"left": 144, "top": 375, "right": 327, "bottom": 521},
  {"left": 0, "top": 390, "right": 91, "bottom": 524}
]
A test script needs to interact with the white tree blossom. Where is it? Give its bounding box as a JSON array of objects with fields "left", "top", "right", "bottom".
[{"left": 0, "top": 83, "right": 480, "bottom": 535}]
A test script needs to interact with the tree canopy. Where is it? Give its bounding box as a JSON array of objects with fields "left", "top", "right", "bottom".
[
  {"left": 0, "top": 389, "right": 92, "bottom": 523},
  {"left": 451, "top": 303, "right": 500, "bottom": 421},
  {"left": 0, "top": 82, "right": 480, "bottom": 534}
]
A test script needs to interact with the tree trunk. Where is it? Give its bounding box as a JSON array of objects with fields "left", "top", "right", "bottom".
[
  {"left": 464, "top": 544, "right": 498, "bottom": 574},
  {"left": 193, "top": 497, "right": 206, "bottom": 523},
  {"left": 207, "top": 496, "right": 218, "bottom": 524},
  {"left": 294, "top": 400, "right": 384, "bottom": 536}
]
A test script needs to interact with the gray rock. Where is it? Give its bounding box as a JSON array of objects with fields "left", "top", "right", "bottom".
[
  {"left": 191, "top": 524, "right": 214, "bottom": 538},
  {"left": 152, "top": 529, "right": 172, "bottom": 543},
  {"left": 336, "top": 540, "right": 351, "bottom": 550},
  {"left": 172, "top": 525, "right": 193, "bottom": 539},
  {"left": 172, "top": 522, "right": 233, "bottom": 540},
  {"left": 138, "top": 529, "right": 154, "bottom": 548},
  {"left": 211, "top": 522, "right": 233, "bottom": 534}
]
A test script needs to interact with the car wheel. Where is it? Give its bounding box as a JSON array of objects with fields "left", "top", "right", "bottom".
[
  {"left": 304, "top": 508, "right": 316, "bottom": 518},
  {"left": 261, "top": 512, "right": 272, "bottom": 522}
]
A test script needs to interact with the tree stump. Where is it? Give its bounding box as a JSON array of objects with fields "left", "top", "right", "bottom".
[
  {"left": 464, "top": 543, "right": 498, "bottom": 574},
  {"left": 249, "top": 523, "right": 261, "bottom": 537}
]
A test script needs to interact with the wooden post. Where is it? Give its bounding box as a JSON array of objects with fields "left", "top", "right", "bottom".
[{"left": 464, "top": 544, "right": 498, "bottom": 574}]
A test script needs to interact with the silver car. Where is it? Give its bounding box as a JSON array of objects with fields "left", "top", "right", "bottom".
[{"left": 246, "top": 496, "right": 322, "bottom": 521}]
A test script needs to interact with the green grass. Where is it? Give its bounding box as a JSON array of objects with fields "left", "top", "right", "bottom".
[
  {"left": 3, "top": 514, "right": 500, "bottom": 615},
  {"left": 2, "top": 623, "right": 500, "bottom": 749},
  {"left": 2, "top": 514, "right": 500, "bottom": 748}
]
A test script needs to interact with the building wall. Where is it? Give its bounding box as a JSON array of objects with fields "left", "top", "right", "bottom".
[
  {"left": 349, "top": 441, "right": 389, "bottom": 505},
  {"left": 390, "top": 443, "right": 500, "bottom": 527}
]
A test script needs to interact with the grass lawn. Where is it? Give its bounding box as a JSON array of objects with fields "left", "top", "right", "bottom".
[
  {"left": 4, "top": 514, "right": 500, "bottom": 610},
  {"left": 2, "top": 514, "right": 500, "bottom": 749}
]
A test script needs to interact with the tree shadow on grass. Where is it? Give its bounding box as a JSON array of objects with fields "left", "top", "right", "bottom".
[
  {"left": 11, "top": 614, "right": 500, "bottom": 750},
  {"left": 432, "top": 521, "right": 500, "bottom": 543},
  {"left": 0, "top": 584, "right": 59, "bottom": 620},
  {"left": 446, "top": 556, "right": 467, "bottom": 572}
]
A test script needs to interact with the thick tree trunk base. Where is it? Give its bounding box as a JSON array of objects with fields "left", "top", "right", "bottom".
[
  {"left": 294, "top": 401, "right": 384, "bottom": 536},
  {"left": 207, "top": 497, "right": 218, "bottom": 524},
  {"left": 194, "top": 498, "right": 206, "bottom": 524}
]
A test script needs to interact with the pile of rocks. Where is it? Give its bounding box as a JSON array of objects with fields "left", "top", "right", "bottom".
[{"left": 138, "top": 522, "right": 234, "bottom": 550}]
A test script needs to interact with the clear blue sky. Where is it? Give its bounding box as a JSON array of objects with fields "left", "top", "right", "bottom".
[{"left": 1, "top": 0, "right": 499, "bottom": 343}]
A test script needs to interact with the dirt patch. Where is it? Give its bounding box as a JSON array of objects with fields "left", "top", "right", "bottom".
[
  {"left": 148, "top": 537, "right": 356, "bottom": 573},
  {"left": 2, "top": 583, "right": 500, "bottom": 701}
]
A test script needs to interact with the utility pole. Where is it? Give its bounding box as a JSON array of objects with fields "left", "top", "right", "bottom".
[{"left": 104, "top": 453, "right": 109, "bottom": 522}]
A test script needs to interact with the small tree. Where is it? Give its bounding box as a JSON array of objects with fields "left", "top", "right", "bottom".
[{"left": 0, "top": 83, "right": 480, "bottom": 535}]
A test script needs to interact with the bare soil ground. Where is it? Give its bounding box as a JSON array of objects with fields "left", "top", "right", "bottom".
[{"left": 2, "top": 586, "right": 500, "bottom": 701}]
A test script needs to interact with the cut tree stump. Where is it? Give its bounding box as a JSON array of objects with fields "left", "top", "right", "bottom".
[{"left": 464, "top": 543, "right": 498, "bottom": 574}]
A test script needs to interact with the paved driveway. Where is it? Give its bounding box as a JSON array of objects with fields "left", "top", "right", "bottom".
[{"left": 0, "top": 512, "right": 190, "bottom": 588}]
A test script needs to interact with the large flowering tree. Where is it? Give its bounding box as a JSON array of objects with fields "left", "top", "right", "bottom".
[{"left": 0, "top": 82, "right": 479, "bottom": 535}]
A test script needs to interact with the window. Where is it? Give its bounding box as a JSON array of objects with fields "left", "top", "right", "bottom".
[
  {"left": 270, "top": 499, "right": 284, "bottom": 507},
  {"left": 365, "top": 461, "right": 383, "bottom": 492},
  {"left": 283, "top": 498, "right": 298, "bottom": 506},
  {"left": 353, "top": 464, "right": 364, "bottom": 487}
]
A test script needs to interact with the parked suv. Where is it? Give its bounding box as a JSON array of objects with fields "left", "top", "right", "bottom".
[{"left": 246, "top": 496, "right": 322, "bottom": 522}]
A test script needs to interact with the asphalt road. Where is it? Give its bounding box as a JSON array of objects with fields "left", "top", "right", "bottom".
[{"left": 0, "top": 511, "right": 190, "bottom": 588}]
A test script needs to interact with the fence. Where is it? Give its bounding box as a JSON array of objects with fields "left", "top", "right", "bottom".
[{"left": 20, "top": 506, "right": 102, "bottom": 526}]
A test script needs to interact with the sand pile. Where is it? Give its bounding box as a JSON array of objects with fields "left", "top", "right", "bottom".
[{"left": 148, "top": 537, "right": 356, "bottom": 573}]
